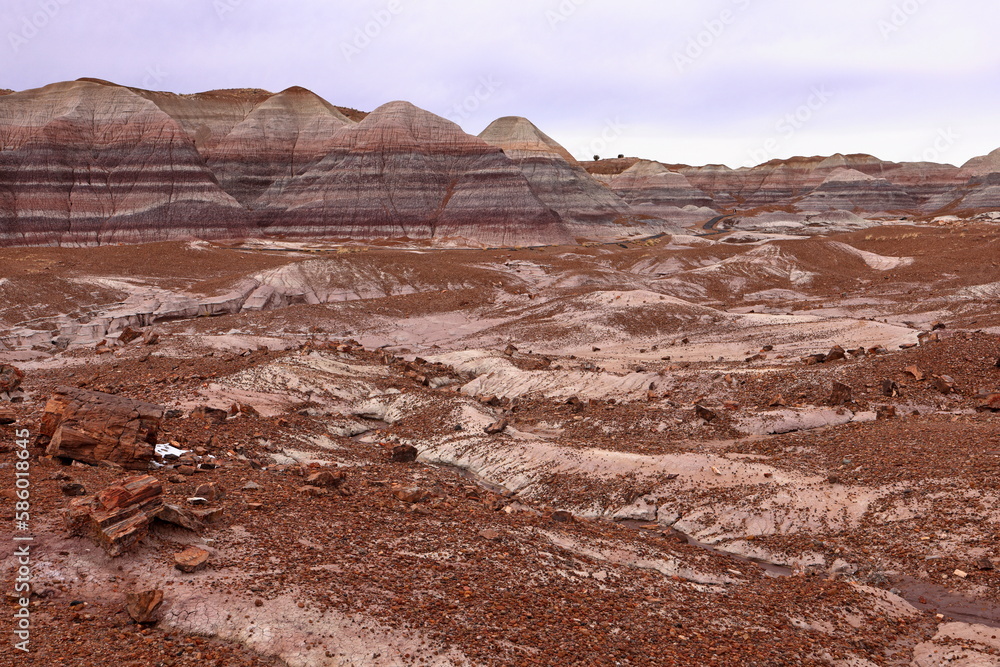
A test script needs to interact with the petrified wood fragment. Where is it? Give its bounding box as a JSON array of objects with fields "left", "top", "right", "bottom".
[{"left": 39, "top": 387, "right": 163, "bottom": 469}]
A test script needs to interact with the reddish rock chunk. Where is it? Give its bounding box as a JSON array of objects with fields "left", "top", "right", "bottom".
[
  {"left": 931, "top": 375, "right": 956, "bottom": 395},
  {"left": 118, "top": 327, "right": 142, "bottom": 344},
  {"left": 824, "top": 345, "right": 846, "bottom": 362},
  {"left": 881, "top": 380, "right": 900, "bottom": 398},
  {"left": 390, "top": 444, "right": 419, "bottom": 463},
  {"left": 235, "top": 402, "right": 259, "bottom": 416},
  {"left": 481, "top": 395, "right": 503, "bottom": 407},
  {"left": 976, "top": 393, "right": 1000, "bottom": 412},
  {"left": 876, "top": 405, "right": 897, "bottom": 421},
  {"left": 39, "top": 387, "right": 163, "bottom": 470},
  {"left": 65, "top": 475, "right": 164, "bottom": 557},
  {"left": 192, "top": 507, "right": 225, "bottom": 523},
  {"left": 305, "top": 470, "right": 347, "bottom": 488},
  {"left": 918, "top": 331, "right": 940, "bottom": 345},
  {"left": 156, "top": 504, "right": 205, "bottom": 532},
  {"left": 97, "top": 475, "right": 163, "bottom": 511},
  {"left": 193, "top": 482, "right": 226, "bottom": 502},
  {"left": 174, "top": 546, "right": 210, "bottom": 573},
  {"left": 904, "top": 365, "right": 925, "bottom": 381},
  {"left": 392, "top": 487, "right": 428, "bottom": 503},
  {"left": 191, "top": 405, "right": 229, "bottom": 424},
  {"left": 484, "top": 418, "right": 509, "bottom": 435},
  {"left": 125, "top": 589, "right": 164, "bottom": 623},
  {"left": 695, "top": 405, "right": 717, "bottom": 422},
  {"left": 829, "top": 382, "right": 853, "bottom": 406},
  {"left": 0, "top": 364, "right": 24, "bottom": 393},
  {"left": 0, "top": 408, "right": 15, "bottom": 425}
]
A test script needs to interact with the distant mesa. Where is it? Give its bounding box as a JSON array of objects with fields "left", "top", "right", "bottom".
[
  {"left": 960, "top": 147, "right": 1000, "bottom": 178},
  {"left": 604, "top": 160, "right": 715, "bottom": 210},
  {"left": 796, "top": 168, "right": 917, "bottom": 212},
  {"left": 2, "top": 79, "right": 1000, "bottom": 248}
]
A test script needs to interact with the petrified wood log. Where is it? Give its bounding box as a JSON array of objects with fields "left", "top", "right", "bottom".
[
  {"left": 126, "top": 589, "right": 164, "bottom": 623},
  {"left": 39, "top": 387, "right": 163, "bottom": 469},
  {"left": 65, "top": 475, "right": 164, "bottom": 557},
  {"left": 0, "top": 364, "right": 24, "bottom": 393}
]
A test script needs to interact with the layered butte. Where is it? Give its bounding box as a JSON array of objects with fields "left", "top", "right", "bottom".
[
  {"left": 0, "top": 80, "right": 247, "bottom": 246},
  {"left": 3, "top": 79, "right": 1000, "bottom": 248},
  {"left": 255, "top": 102, "right": 571, "bottom": 246},
  {"left": 601, "top": 160, "right": 714, "bottom": 210},
  {"left": 795, "top": 168, "right": 917, "bottom": 212},
  {"left": 479, "top": 116, "right": 631, "bottom": 232},
  {"left": 204, "top": 86, "right": 355, "bottom": 207}
]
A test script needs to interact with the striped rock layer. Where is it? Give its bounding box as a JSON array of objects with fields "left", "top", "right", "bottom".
[
  {"left": 478, "top": 116, "right": 631, "bottom": 232},
  {"left": 255, "top": 102, "right": 572, "bottom": 246},
  {"left": 0, "top": 81, "right": 598, "bottom": 247},
  {"left": 5, "top": 79, "right": 1000, "bottom": 248},
  {"left": 0, "top": 80, "right": 247, "bottom": 246}
]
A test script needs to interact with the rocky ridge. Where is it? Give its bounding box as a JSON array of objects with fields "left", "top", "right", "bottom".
[{"left": 5, "top": 80, "right": 1000, "bottom": 248}]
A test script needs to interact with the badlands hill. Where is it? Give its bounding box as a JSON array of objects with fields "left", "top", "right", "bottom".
[
  {"left": 3, "top": 79, "right": 1000, "bottom": 247},
  {"left": 479, "top": 116, "right": 631, "bottom": 232},
  {"left": 592, "top": 152, "right": 995, "bottom": 217}
]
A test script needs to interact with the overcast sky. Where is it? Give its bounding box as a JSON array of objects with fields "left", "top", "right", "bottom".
[{"left": 4, "top": 0, "right": 998, "bottom": 168}]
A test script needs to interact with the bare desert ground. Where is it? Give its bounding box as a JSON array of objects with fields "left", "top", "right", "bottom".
[{"left": 2, "top": 222, "right": 1000, "bottom": 666}]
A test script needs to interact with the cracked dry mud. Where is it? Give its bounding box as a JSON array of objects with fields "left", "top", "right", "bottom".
[{"left": 2, "top": 223, "right": 1000, "bottom": 666}]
